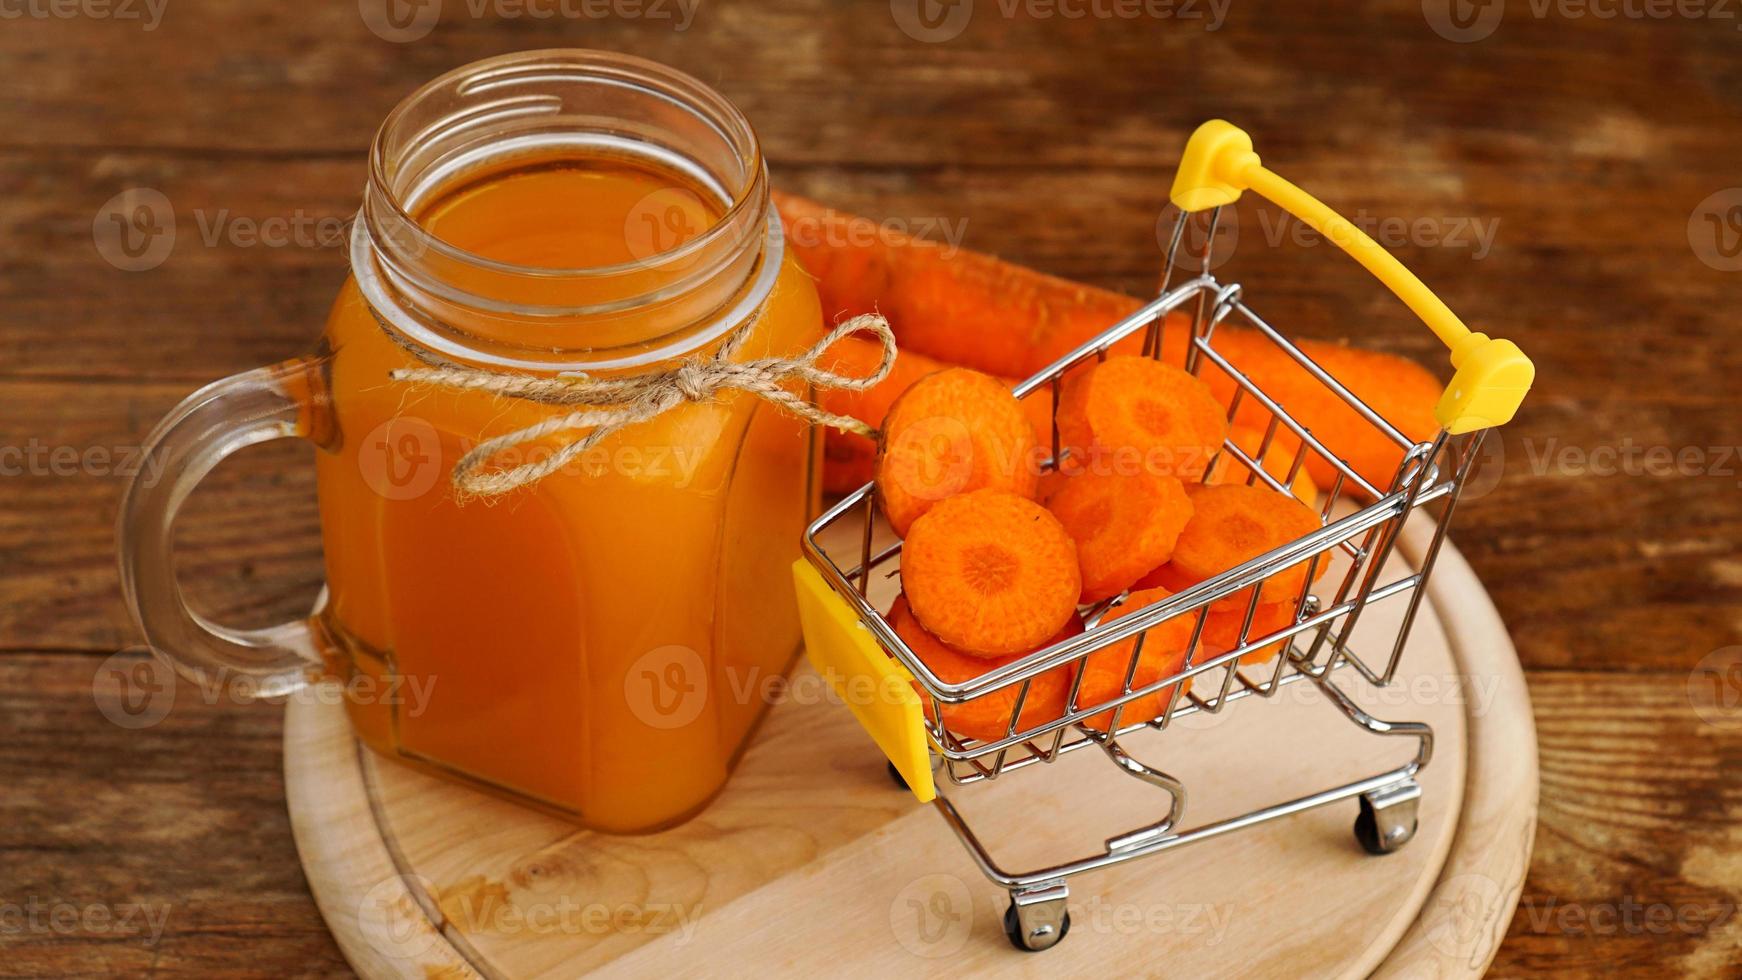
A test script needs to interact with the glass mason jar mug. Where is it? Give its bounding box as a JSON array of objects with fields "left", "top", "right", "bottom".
[{"left": 116, "top": 51, "right": 840, "bottom": 833}]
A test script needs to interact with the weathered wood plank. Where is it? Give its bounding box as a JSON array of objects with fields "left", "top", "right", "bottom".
[
  {"left": 2, "top": 2, "right": 1739, "bottom": 974},
  {"left": 0, "top": 651, "right": 352, "bottom": 977}
]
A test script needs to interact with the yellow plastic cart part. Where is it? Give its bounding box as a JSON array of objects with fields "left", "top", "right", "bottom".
[
  {"left": 791, "top": 559, "right": 935, "bottom": 803},
  {"left": 1170, "top": 120, "right": 1534, "bottom": 436}
]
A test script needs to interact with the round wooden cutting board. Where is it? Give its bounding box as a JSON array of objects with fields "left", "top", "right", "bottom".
[{"left": 285, "top": 533, "right": 1537, "bottom": 979}]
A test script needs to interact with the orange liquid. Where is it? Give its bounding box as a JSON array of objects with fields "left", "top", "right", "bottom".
[{"left": 313, "top": 158, "right": 822, "bottom": 832}]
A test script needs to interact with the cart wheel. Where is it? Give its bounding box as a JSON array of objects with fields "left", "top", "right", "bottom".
[
  {"left": 1003, "top": 894, "right": 1071, "bottom": 952},
  {"left": 1354, "top": 782, "right": 1421, "bottom": 855},
  {"left": 886, "top": 760, "right": 908, "bottom": 791}
]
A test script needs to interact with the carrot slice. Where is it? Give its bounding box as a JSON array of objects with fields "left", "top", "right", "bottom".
[
  {"left": 1145, "top": 483, "right": 1324, "bottom": 611},
  {"left": 1075, "top": 588, "right": 1196, "bottom": 732},
  {"left": 1205, "top": 425, "right": 1319, "bottom": 508},
  {"left": 1047, "top": 469, "right": 1193, "bottom": 603},
  {"left": 875, "top": 368, "right": 1041, "bottom": 536},
  {"left": 820, "top": 337, "right": 1055, "bottom": 495},
  {"left": 1056, "top": 355, "right": 1228, "bottom": 482},
  {"left": 889, "top": 594, "right": 1080, "bottom": 743},
  {"left": 901, "top": 489, "right": 1080, "bottom": 655}
]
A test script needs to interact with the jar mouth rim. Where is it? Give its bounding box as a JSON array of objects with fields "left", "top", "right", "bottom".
[
  {"left": 351, "top": 208, "right": 788, "bottom": 372},
  {"left": 366, "top": 48, "right": 765, "bottom": 281}
]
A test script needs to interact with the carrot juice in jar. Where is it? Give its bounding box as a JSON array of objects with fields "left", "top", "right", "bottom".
[{"left": 116, "top": 51, "right": 831, "bottom": 834}]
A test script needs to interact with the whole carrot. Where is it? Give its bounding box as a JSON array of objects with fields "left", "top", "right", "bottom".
[
  {"left": 776, "top": 190, "right": 1142, "bottom": 378},
  {"left": 777, "top": 192, "right": 1443, "bottom": 492}
]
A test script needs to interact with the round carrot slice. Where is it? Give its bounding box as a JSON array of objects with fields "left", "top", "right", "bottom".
[
  {"left": 876, "top": 368, "right": 1040, "bottom": 537},
  {"left": 1151, "top": 483, "right": 1325, "bottom": 611},
  {"left": 1057, "top": 355, "right": 1229, "bottom": 482},
  {"left": 1205, "top": 425, "right": 1319, "bottom": 508},
  {"left": 1074, "top": 588, "right": 1196, "bottom": 732},
  {"left": 1047, "top": 469, "right": 1193, "bottom": 603},
  {"left": 1204, "top": 600, "right": 1297, "bottom": 662},
  {"left": 901, "top": 489, "right": 1081, "bottom": 655},
  {"left": 889, "top": 594, "right": 1080, "bottom": 743}
]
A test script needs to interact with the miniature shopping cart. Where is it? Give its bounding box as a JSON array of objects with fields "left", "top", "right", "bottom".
[{"left": 791, "top": 121, "right": 1533, "bottom": 952}]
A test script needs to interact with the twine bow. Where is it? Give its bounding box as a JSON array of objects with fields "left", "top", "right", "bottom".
[{"left": 388, "top": 313, "right": 896, "bottom": 499}]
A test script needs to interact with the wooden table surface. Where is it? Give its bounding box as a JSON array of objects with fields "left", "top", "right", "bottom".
[{"left": 2, "top": 2, "right": 1739, "bottom": 976}]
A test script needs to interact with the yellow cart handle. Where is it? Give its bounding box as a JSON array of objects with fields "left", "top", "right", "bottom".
[{"left": 1170, "top": 120, "right": 1534, "bottom": 435}]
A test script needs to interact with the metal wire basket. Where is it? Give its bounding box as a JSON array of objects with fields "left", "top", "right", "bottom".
[{"left": 791, "top": 121, "right": 1532, "bottom": 952}]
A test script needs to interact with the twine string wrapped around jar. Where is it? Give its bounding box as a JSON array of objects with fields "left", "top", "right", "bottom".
[{"left": 383, "top": 312, "right": 896, "bottom": 499}]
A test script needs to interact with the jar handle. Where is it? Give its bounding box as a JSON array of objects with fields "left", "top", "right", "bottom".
[{"left": 117, "top": 356, "right": 334, "bottom": 699}]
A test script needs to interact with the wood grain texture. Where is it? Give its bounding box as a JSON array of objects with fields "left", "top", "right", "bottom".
[{"left": 1, "top": 0, "right": 1739, "bottom": 975}]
